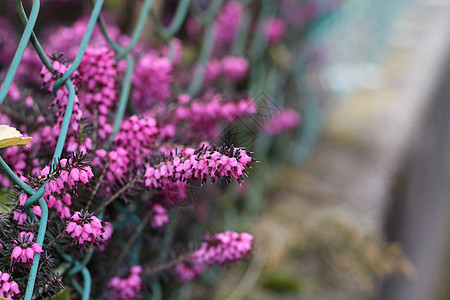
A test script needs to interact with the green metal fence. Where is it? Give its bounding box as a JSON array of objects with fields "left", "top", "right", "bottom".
[{"left": 0, "top": 0, "right": 409, "bottom": 298}]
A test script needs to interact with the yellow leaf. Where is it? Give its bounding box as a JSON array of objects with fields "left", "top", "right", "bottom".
[{"left": 0, "top": 124, "right": 32, "bottom": 149}]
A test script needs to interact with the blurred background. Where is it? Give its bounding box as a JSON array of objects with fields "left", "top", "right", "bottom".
[
  {"left": 2, "top": 0, "right": 450, "bottom": 299},
  {"left": 209, "top": 0, "right": 450, "bottom": 299}
]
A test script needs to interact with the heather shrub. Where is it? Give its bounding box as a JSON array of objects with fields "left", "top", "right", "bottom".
[{"left": 0, "top": 1, "right": 303, "bottom": 299}]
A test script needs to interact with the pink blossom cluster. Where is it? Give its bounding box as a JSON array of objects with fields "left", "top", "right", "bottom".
[
  {"left": 78, "top": 47, "right": 117, "bottom": 140},
  {"left": 214, "top": 1, "right": 243, "bottom": 47},
  {"left": 174, "top": 263, "right": 204, "bottom": 282},
  {"left": 202, "top": 56, "right": 249, "bottom": 83},
  {"left": 31, "top": 124, "right": 60, "bottom": 155},
  {"left": 204, "top": 59, "right": 222, "bottom": 83},
  {"left": 113, "top": 115, "right": 159, "bottom": 165},
  {"left": 0, "top": 271, "right": 20, "bottom": 299},
  {"left": 192, "top": 231, "right": 253, "bottom": 265},
  {"left": 0, "top": 0, "right": 306, "bottom": 296},
  {"left": 160, "top": 38, "right": 183, "bottom": 65},
  {"left": 6, "top": 83, "right": 21, "bottom": 102},
  {"left": 93, "top": 147, "right": 130, "bottom": 184},
  {"left": 175, "top": 231, "right": 253, "bottom": 281},
  {"left": 96, "top": 222, "right": 113, "bottom": 251},
  {"left": 40, "top": 158, "right": 94, "bottom": 218},
  {"left": 65, "top": 211, "right": 105, "bottom": 246},
  {"left": 175, "top": 94, "right": 256, "bottom": 139},
  {"left": 14, "top": 156, "right": 93, "bottom": 220},
  {"left": 132, "top": 53, "right": 173, "bottom": 110},
  {"left": 221, "top": 56, "right": 249, "bottom": 82},
  {"left": 0, "top": 142, "right": 40, "bottom": 188},
  {"left": 13, "top": 192, "right": 42, "bottom": 225},
  {"left": 10, "top": 156, "right": 95, "bottom": 222},
  {"left": 44, "top": 18, "right": 124, "bottom": 60},
  {"left": 42, "top": 158, "right": 94, "bottom": 189},
  {"left": 144, "top": 145, "right": 254, "bottom": 189},
  {"left": 65, "top": 134, "right": 93, "bottom": 154},
  {"left": 39, "top": 57, "right": 93, "bottom": 154},
  {"left": 11, "top": 232, "right": 44, "bottom": 265},
  {"left": 41, "top": 59, "right": 82, "bottom": 131},
  {"left": 108, "top": 266, "right": 142, "bottom": 300},
  {"left": 150, "top": 204, "right": 169, "bottom": 228},
  {"left": 262, "top": 18, "right": 286, "bottom": 44},
  {"left": 264, "top": 108, "right": 300, "bottom": 135}
]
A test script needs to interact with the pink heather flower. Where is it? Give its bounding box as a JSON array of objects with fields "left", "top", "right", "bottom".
[
  {"left": 78, "top": 46, "right": 117, "bottom": 140},
  {"left": 41, "top": 58, "right": 82, "bottom": 132},
  {"left": 262, "top": 17, "right": 286, "bottom": 44},
  {"left": 150, "top": 204, "right": 169, "bottom": 228},
  {"left": 204, "top": 59, "right": 222, "bottom": 83},
  {"left": 65, "top": 211, "right": 105, "bottom": 246},
  {"left": 175, "top": 94, "right": 256, "bottom": 139},
  {"left": 214, "top": 1, "right": 243, "bottom": 47},
  {"left": 144, "top": 145, "right": 254, "bottom": 189},
  {"left": 160, "top": 38, "right": 183, "bottom": 65},
  {"left": 0, "top": 137, "right": 39, "bottom": 188},
  {"left": 96, "top": 222, "right": 113, "bottom": 251},
  {"left": 113, "top": 115, "right": 159, "bottom": 165},
  {"left": 39, "top": 55, "right": 92, "bottom": 154},
  {"left": 65, "top": 135, "right": 93, "bottom": 154},
  {"left": 177, "top": 94, "right": 190, "bottom": 104},
  {"left": 25, "top": 96, "right": 34, "bottom": 108},
  {"left": 221, "top": 56, "right": 249, "bottom": 82},
  {"left": 174, "top": 263, "right": 205, "bottom": 282},
  {"left": 264, "top": 108, "right": 300, "bottom": 135},
  {"left": 11, "top": 231, "right": 44, "bottom": 266},
  {"left": 92, "top": 147, "right": 130, "bottom": 185},
  {"left": 7, "top": 82, "right": 21, "bottom": 101},
  {"left": 175, "top": 231, "right": 254, "bottom": 281},
  {"left": 13, "top": 193, "right": 41, "bottom": 225},
  {"left": 108, "top": 266, "right": 143, "bottom": 300},
  {"left": 0, "top": 271, "right": 20, "bottom": 299},
  {"left": 39, "top": 158, "right": 94, "bottom": 219},
  {"left": 13, "top": 210, "right": 28, "bottom": 225},
  {"left": 132, "top": 53, "right": 173, "bottom": 110},
  {"left": 192, "top": 231, "right": 253, "bottom": 265},
  {"left": 32, "top": 205, "right": 42, "bottom": 217}
]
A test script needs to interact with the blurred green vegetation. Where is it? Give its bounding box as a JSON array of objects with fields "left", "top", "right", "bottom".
[
  {"left": 289, "top": 219, "right": 415, "bottom": 294},
  {"left": 0, "top": 189, "right": 12, "bottom": 213},
  {"left": 260, "top": 271, "right": 305, "bottom": 293}
]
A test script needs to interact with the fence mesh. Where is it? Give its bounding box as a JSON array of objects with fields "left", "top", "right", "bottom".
[{"left": 0, "top": 0, "right": 408, "bottom": 299}]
